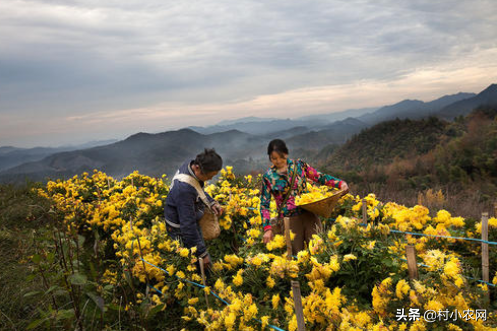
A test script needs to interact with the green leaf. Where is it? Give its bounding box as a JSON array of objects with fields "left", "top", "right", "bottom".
[
  {"left": 46, "top": 252, "right": 55, "bottom": 263},
  {"left": 107, "top": 303, "right": 121, "bottom": 311},
  {"left": 87, "top": 292, "right": 105, "bottom": 312},
  {"left": 68, "top": 273, "right": 87, "bottom": 286},
  {"left": 44, "top": 285, "right": 60, "bottom": 295},
  {"left": 23, "top": 291, "right": 41, "bottom": 298},
  {"left": 146, "top": 304, "right": 165, "bottom": 319},
  {"left": 32, "top": 254, "right": 41, "bottom": 264},
  {"left": 26, "top": 274, "right": 36, "bottom": 282},
  {"left": 56, "top": 309, "right": 75, "bottom": 321},
  {"left": 26, "top": 318, "right": 47, "bottom": 330},
  {"left": 77, "top": 234, "right": 85, "bottom": 246}
]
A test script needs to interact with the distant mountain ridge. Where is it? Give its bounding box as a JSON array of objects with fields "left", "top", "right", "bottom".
[
  {"left": 0, "top": 129, "right": 269, "bottom": 183},
  {"left": 189, "top": 118, "right": 323, "bottom": 135},
  {"left": 438, "top": 84, "right": 497, "bottom": 119},
  {"left": 1, "top": 83, "right": 496, "bottom": 184},
  {"left": 286, "top": 118, "right": 367, "bottom": 150},
  {"left": 216, "top": 116, "right": 280, "bottom": 125},
  {"left": 188, "top": 93, "right": 478, "bottom": 136},
  {"left": 0, "top": 139, "right": 118, "bottom": 172},
  {"left": 358, "top": 92, "right": 476, "bottom": 124}
]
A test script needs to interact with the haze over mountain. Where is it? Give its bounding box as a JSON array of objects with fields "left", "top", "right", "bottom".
[
  {"left": 297, "top": 107, "right": 378, "bottom": 123},
  {"left": 0, "top": 139, "right": 118, "bottom": 172},
  {"left": 1, "top": 84, "right": 496, "bottom": 184},
  {"left": 0, "top": 129, "right": 269, "bottom": 183},
  {"left": 216, "top": 117, "right": 280, "bottom": 125},
  {"left": 186, "top": 91, "right": 477, "bottom": 137},
  {"left": 189, "top": 107, "right": 377, "bottom": 136},
  {"left": 189, "top": 118, "right": 323, "bottom": 135}
]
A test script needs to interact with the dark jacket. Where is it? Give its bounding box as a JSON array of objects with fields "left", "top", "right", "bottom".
[{"left": 164, "top": 160, "right": 215, "bottom": 258}]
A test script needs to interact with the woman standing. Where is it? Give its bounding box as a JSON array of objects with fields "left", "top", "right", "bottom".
[{"left": 260, "top": 139, "right": 348, "bottom": 254}]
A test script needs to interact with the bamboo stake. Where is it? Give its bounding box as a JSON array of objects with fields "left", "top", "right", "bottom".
[
  {"left": 284, "top": 217, "right": 292, "bottom": 260},
  {"left": 482, "top": 212, "right": 489, "bottom": 284},
  {"left": 291, "top": 281, "right": 306, "bottom": 331},
  {"left": 199, "top": 258, "right": 210, "bottom": 308},
  {"left": 406, "top": 245, "right": 418, "bottom": 280},
  {"left": 362, "top": 198, "right": 367, "bottom": 225}
]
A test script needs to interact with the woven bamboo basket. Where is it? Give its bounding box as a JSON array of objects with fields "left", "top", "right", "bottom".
[
  {"left": 299, "top": 189, "right": 349, "bottom": 218},
  {"left": 198, "top": 209, "right": 221, "bottom": 241}
]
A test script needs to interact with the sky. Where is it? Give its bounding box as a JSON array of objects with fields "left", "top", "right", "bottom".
[{"left": 1, "top": 0, "right": 496, "bottom": 148}]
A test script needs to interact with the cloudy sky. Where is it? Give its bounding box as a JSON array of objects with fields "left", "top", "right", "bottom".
[{"left": 1, "top": 0, "right": 496, "bottom": 147}]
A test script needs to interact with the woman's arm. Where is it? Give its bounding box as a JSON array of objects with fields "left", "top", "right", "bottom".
[
  {"left": 303, "top": 160, "right": 346, "bottom": 189},
  {"left": 205, "top": 191, "right": 223, "bottom": 216}
]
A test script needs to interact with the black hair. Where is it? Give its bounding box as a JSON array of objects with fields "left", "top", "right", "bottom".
[
  {"left": 267, "top": 139, "right": 289, "bottom": 156},
  {"left": 194, "top": 148, "right": 223, "bottom": 173}
]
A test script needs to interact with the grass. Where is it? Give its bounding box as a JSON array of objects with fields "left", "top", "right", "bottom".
[{"left": 0, "top": 183, "right": 52, "bottom": 330}]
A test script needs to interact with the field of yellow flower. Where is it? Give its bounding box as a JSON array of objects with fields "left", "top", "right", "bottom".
[{"left": 34, "top": 167, "right": 497, "bottom": 330}]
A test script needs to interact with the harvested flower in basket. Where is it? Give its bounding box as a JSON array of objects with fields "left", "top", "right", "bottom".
[{"left": 295, "top": 184, "right": 339, "bottom": 206}]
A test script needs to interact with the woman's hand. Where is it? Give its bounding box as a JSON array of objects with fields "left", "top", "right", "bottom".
[
  {"left": 200, "top": 254, "right": 211, "bottom": 269},
  {"left": 263, "top": 229, "right": 274, "bottom": 244},
  {"left": 211, "top": 202, "right": 223, "bottom": 216},
  {"left": 340, "top": 181, "right": 349, "bottom": 192}
]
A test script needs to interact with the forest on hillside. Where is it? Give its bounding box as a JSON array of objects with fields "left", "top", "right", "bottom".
[{"left": 319, "top": 106, "right": 497, "bottom": 218}]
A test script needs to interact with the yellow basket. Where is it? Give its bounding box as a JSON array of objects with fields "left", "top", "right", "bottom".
[{"left": 299, "top": 189, "right": 348, "bottom": 218}]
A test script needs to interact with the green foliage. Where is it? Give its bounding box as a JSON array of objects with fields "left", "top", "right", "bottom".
[
  {"left": 327, "top": 117, "right": 447, "bottom": 172},
  {"left": 327, "top": 224, "right": 403, "bottom": 307},
  {"left": 0, "top": 182, "right": 54, "bottom": 330},
  {"left": 0, "top": 182, "right": 187, "bottom": 330},
  {"left": 319, "top": 106, "right": 497, "bottom": 210}
]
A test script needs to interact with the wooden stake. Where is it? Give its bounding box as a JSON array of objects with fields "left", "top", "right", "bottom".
[
  {"left": 362, "top": 198, "right": 367, "bottom": 225},
  {"left": 406, "top": 245, "right": 418, "bottom": 280},
  {"left": 482, "top": 212, "right": 489, "bottom": 284},
  {"left": 291, "top": 281, "right": 306, "bottom": 331},
  {"left": 284, "top": 217, "right": 292, "bottom": 260},
  {"left": 199, "top": 258, "right": 210, "bottom": 308},
  {"left": 494, "top": 202, "right": 497, "bottom": 218}
]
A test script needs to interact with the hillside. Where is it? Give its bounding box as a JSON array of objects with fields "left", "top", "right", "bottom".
[
  {"left": 325, "top": 116, "right": 450, "bottom": 171},
  {"left": 0, "top": 120, "right": 368, "bottom": 184},
  {"left": 286, "top": 118, "right": 367, "bottom": 150},
  {"left": 0, "top": 127, "right": 335, "bottom": 183},
  {"left": 320, "top": 106, "right": 497, "bottom": 210},
  {"left": 0, "top": 129, "right": 269, "bottom": 183},
  {"left": 3, "top": 167, "right": 497, "bottom": 329},
  {"left": 0, "top": 140, "right": 118, "bottom": 172}
]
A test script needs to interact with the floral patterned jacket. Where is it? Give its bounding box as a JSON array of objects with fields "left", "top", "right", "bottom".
[{"left": 260, "top": 158, "right": 344, "bottom": 231}]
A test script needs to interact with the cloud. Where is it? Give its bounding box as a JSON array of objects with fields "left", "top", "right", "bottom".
[{"left": 1, "top": 0, "right": 496, "bottom": 146}]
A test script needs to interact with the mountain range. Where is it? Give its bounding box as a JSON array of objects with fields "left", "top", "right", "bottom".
[
  {"left": 0, "top": 140, "right": 117, "bottom": 172},
  {"left": 1, "top": 84, "right": 496, "bottom": 183}
]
